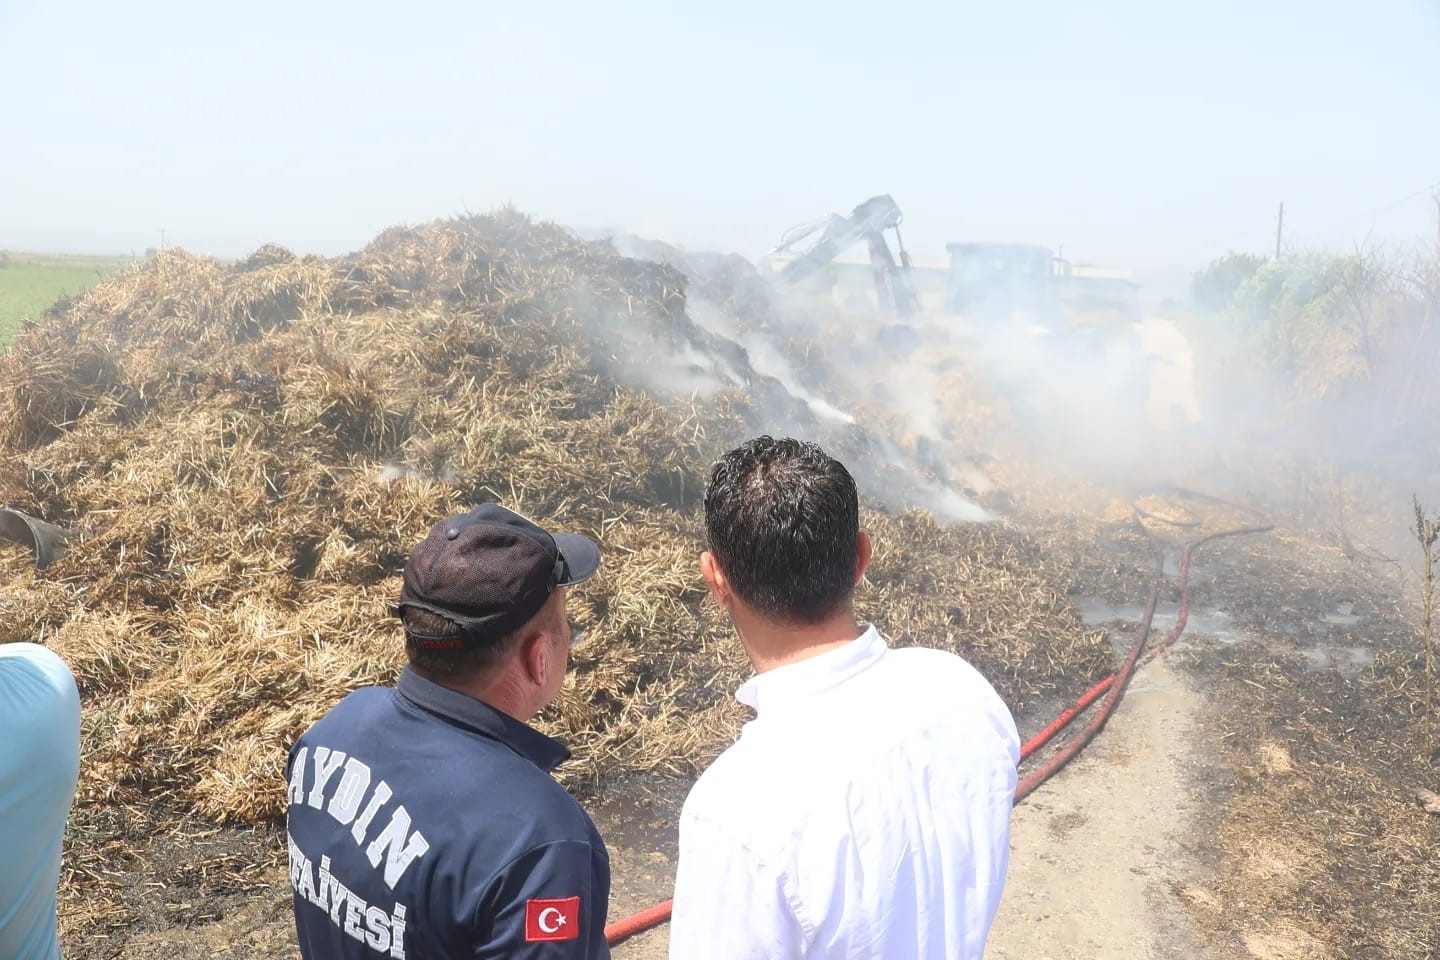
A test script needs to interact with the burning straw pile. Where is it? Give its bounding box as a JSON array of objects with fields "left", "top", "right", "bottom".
[{"left": 0, "top": 213, "right": 1108, "bottom": 837}]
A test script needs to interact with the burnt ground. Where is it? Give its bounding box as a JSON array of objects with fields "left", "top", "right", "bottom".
[
  {"left": 1042, "top": 507, "right": 1440, "bottom": 959},
  {"left": 57, "top": 504, "right": 1440, "bottom": 960},
  {"left": 1167, "top": 531, "right": 1440, "bottom": 959},
  {"left": 60, "top": 785, "right": 685, "bottom": 960}
]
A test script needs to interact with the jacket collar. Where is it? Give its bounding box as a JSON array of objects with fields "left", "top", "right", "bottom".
[{"left": 396, "top": 666, "right": 571, "bottom": 772}]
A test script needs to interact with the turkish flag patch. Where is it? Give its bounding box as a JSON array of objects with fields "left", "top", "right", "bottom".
[{"left": 525, "top": 896, "right": 581, "bottom": 942}]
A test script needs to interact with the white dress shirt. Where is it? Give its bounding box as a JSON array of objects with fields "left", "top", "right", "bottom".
[{"left": 668, "top": 626, "right": 1019, "bottom": 960}]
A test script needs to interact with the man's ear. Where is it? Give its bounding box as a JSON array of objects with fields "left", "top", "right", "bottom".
[
  {"left": 700, "top": 551, "right": 731, "bottom": 607},
  {"left": 855, "top": 530, "right": 873, "bottom": 585},
  {"left": 517, "top": 629, "right": 553, "bottom": 688}
]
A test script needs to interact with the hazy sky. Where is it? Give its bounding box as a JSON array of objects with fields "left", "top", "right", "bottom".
[{"left": 3, "top": 0, "right": 1438, "bottom": 289}]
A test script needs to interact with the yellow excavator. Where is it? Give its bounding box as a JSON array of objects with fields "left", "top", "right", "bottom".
[
  {"left": 762, "top": 194, "right": 921, "bottom": 319},
  {"left": 761, "top": 195, "right": 1194, "bottom": 431},
  {"left": 763, "top": 194, "right": 1138, "bottom": 334}
]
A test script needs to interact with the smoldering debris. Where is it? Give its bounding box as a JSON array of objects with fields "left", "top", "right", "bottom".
[{"left": 0, "top": 212, "right": 1093, "bottom": 845}]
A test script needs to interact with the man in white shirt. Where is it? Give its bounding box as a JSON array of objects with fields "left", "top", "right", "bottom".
[{"left": 669, "top": 436, "right": 1020, "bottom": 960}]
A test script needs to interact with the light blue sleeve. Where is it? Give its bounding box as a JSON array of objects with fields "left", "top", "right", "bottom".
[{"left": 0, "top": 643, "right": 81, "bottom": 960}]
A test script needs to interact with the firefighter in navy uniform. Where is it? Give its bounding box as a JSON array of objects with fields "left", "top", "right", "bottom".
[{"left": 285, "top": 504, "right": 610, "bottom": 959}]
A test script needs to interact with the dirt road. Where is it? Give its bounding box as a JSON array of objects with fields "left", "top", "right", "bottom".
[
  {"left": 988, "top": 658, "right": 1219, "bottom": 959},
  {"left": 592, "top": 781, "right": 679, "bottom": 960}
]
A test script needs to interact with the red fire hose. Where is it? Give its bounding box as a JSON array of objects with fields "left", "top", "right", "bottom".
[
  {"left": 1016, "top": 522, "right": 1272, "bottom": 777},
  {"left": 604, "top": 513, "right": 1272, "bottom": 946},
  {"left": 605, "top": 900, "right": 675, "bottom": 946}
]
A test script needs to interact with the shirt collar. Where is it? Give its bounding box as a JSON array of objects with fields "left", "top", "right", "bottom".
[
  {"left": 736, "top": 624, "right": 888, "bottom": 715},
  {"left": 396, "top": 666, "right": 571, "bottom": 772}
]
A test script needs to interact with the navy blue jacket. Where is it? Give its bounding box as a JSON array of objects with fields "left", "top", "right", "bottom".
[{"left": 286, "top": 668, "right": 610, "bottom": 959}]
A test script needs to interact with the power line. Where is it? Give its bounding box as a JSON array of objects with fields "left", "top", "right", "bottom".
[{"left": 1347, "top": 176, "right": 1440, "bottom": 224}]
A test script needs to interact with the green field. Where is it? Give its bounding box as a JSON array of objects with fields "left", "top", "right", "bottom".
[{"left": 0, "top": 252, "right": 134, "bottom": 347}]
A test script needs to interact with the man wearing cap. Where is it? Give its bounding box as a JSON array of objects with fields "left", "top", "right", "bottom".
[
  {"left": 668, "top": 436, "right": 1020, "bottom": 959},
  {"left": 285, "top": 504, "right": 609, "bottom": 959}
]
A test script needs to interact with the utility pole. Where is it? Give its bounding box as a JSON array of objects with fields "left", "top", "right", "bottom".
[
  {"left": 1429, "top": 194, "right": 1440, "bottom": 317},
  {"left": 160, "top": 228, "right": 167, "bottom": 251},
  {"left": 1433, "top": 192, "right": 1439, "bottom": 257},
  {"left": 1274, "top": 202, "right": 1284, "bottom": 260}
]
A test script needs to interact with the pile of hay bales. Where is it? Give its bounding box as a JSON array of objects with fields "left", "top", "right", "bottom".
[{"left": 0, "top": 212, "right": 1109, "bottom": 835}]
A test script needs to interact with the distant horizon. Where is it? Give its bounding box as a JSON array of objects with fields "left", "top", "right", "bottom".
[
  {"left": 6, "top": 198, "right": 1434, "bottom": 308},
  {"left": 0, "top": 215, "right": 1211, "bottom": 306}
]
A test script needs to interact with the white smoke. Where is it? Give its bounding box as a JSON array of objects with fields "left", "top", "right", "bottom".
[{"left": 688, "top": 297, "right": 855, "bottom": 425}]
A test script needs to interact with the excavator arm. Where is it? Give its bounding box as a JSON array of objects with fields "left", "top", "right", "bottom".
[{"left": 768, "top": 195, "right": 920, "bottom": 318}]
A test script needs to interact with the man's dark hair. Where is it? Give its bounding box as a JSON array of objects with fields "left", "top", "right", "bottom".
[
  {"left": 704, "top": 436, "right": 860, "bottom": 624},
  {"left": 402, "top": 608, "right": 523, "bottom": 679}
]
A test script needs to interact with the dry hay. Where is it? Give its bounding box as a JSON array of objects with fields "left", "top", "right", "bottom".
[
  {"left": 0, "top": 212, "right": 1111, "bottom": 942},
  {"left": 1243, "top": 921, "right": 1336, "bottom": 960}
]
